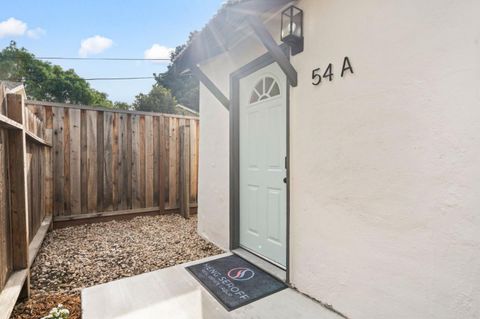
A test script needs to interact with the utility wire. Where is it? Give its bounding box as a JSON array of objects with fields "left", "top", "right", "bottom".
[
  {"left": 3, "top": 55, "right": 161, "bottom": 80},
  {"left": 6, "top": 76, "right": 156, "bottom": 81},
  {"left": 36, "top": 57, "right": 170, "bottom": 61},
  {"left": 84, "top": 76, "right": 155, "bottom": 81}
]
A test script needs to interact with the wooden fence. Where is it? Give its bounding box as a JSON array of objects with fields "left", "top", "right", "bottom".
[
  {"left": 0, "top": 84, "right": 52, "bottom": 319},
  {"left": 0, "top": 87, "right": 199, "bottom": 318},
  {"left": 26, "top": 101, "right": 199, "bottom": 222}
]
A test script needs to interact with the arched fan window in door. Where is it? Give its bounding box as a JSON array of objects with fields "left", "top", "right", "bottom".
[{"left": 249, "top": 76, "right": 281, "bottom": 104}]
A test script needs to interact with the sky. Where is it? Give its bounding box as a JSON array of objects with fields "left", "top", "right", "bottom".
[{"left": 0, "top": 0, "right": 225, "bottom": 103}]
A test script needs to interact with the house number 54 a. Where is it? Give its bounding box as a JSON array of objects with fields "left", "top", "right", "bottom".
[{"left": 312, "top": 57, "right": 354, "bottom": 85}]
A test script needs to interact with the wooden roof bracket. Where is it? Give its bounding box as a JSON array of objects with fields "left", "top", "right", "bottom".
[
  {"left": 190, "top": 64, "right": 230, "bottom": 111},
  {"left": 247, "top": 15, "right": 298, "bottom": 87}
]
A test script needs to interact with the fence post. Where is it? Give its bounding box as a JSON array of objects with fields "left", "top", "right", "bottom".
[
  {"left": 179, "top": 125, "right": 190, "bottom": 218},
  {"left": 6, "top": 93, "right": 30, "bottom": 298}
]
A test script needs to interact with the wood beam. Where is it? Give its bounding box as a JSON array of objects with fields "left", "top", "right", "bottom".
[
  {"left": 28, "top": 216, "right": 52, "bottom": 268},
  {"left": 247, "top": 15, "right": 298, "bottom": 87},
  {"left": 0, "top": 269, "right": 28, "bottom": 319},
  {"left": 25, "top": 130, "right": 52, "bottom": 147},
  {"left": 190, "top": 64, "right": 230, "bottom": 110},
  {"left": 26, "top": 100, "right": 198, "bottom": 120},
  {"left": 0, "top": 113, "right": 23, "bottom": 130},
  {"left": 52, "top": 205, "right": 197, "bottom": 222}
]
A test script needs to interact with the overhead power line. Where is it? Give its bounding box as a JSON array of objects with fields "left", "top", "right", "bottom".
[
  {"left": 3, "top": 55, "right": 161, "bottom": 81},
  {"left": 84, "top": 76, "right": 156, "bottom": 81},
  {"left": 36, "top": 57, "right": 170, "bottom": 61}
]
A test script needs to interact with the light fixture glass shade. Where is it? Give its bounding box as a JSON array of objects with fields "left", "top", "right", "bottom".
[
  {"left": 281, "top": 22, "right": 298, "bottom": 38},
  {"left": 280, "top": 6, "right": 304, "bottom": 55}
]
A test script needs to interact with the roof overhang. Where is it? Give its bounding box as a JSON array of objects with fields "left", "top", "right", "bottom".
[{"left": 173, "top": 0, "right": 292, "bottom": 73}]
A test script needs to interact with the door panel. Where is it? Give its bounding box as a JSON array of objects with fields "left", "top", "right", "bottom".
[{"left": 239, "top": 62, "right": 287, "bottom": 267}]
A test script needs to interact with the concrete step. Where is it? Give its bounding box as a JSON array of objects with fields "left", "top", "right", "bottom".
[{"left": 82, "top": 253, "right": 342, "bottom": 319}]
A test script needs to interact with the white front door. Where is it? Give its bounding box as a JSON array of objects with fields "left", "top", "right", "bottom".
[{"left": 239, "top": 62, "right": 287, "bottom": 267}]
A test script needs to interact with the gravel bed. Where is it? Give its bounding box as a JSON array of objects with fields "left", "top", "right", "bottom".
[{"left": 11, "top": 214, "right": 223, "bottom": 319}]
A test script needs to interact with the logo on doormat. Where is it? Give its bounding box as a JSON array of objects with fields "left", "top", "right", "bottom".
[{"left": 227, "top": 267, "right": 255, "bottom": 281}]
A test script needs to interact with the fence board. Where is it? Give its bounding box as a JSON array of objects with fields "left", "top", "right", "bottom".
[
  {"left": 131, "top": 115, "right": 141, "bottom": 208},
  {"left": 63, "top": 109, "right": 71, "bottom": 214},
  {"left": 153, "top": 117, "right": 159, "bottom": 207},
  {"left": 26, "top": 151, "right": 33, "bottom": 241},
  {"left": 0, "top": 85, "right": 5, "bottom": 115},
  {"left": 44, "top": 106, "right": 53, "bottom": 217},
  {"left": 39, "top": 144, "right": 46, "bottom": 224},
  {"left": 86, "top": 111, "right": 97, "bottom": 213},
  {"left": 112, "top": 114, "right": 119, "bottom": 210},
  {"left": 168, "top": 118, "right": 178, "bottom": 209},
  {"left": 80, "top": 110, "right": 87, "bottom": 214},
  {"left": 164, "top": 117, "right": 170, "bottom": 208},
  {"left": 176, "top": 119, "right": 184, "bottom": 206},
  {"left": 190, "top": 119, "right": 197, "bottom": 202},
  {"left": 139, "top": 116, "right": 146, "bottom": 207},
  {"left": 69, "top": 109, "right": 81, "bottom": 215},
  {"left": 158, "top": 116, "right": 166, "bottom": 212},
  {"left": 117, "top": 114, "right": 128, "bottom": 210},
  {"left": 126, "top": 114, "right": 132, "bottom": 209},
  {"left": 180, "top": 125, "right": 190, "bottom": 218},
  {"left": 96, "top": 112, "right": 104, "bottom": 210},
  {"left": 103, "top": 113, "right": 113, "bottom": 211},
  {"left": 0, "top": 128, "right": 11, "bottom": 291},
  {"left": 145, "top": 116, "right": 154, "bottom": 207},
  {"left": 53, "top": 108, "right": 65, "bottom": 216}
]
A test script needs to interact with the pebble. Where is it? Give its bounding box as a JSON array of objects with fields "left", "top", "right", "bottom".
[{"left": 11, "top": 214, "right": 223, "bottom": 319}]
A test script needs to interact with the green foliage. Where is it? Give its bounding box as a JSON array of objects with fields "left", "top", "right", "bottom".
[
  {"left": 154, "top": 32, "right": 199, "bottom": 111},
  {"left": 132, "top": 85, "right": 177, "bottom": 114},
  {"left": 0, "top": 41, "right": 114, "bottom": 108},
  {"left": 113, "top": 101, "right": 131, "bottom": 110},
  {"left": 0, "top": 33, "right": 200, "bottom": 113},
  {"left": 41, "top": 304, "right": 70, "bottom": 319}
]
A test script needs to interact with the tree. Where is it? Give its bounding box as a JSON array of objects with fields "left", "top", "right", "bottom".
[
  {"left": 113, "top": 101, "right": 130, "bottom": 110},
  {"left": 0, "top": 41, "right": 114, "bottom": 108},
  {"left": 154, "top": 32, "right": 199, "bottom": 111},
  {"left": 132, "top": 85, "right": 177, "bottom": 114}
]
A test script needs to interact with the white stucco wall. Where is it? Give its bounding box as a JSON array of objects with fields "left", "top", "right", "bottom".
[
  {"left": 289, "top": 0, "right": 480, "bottom": 318},
  {"left": 197, "top": 82, "right": 230, "bottom": 250},
  {"left": 198, "top": 0, "right": 480, "bottom": 318},
  {"left": 197, "top": 17, "right": 278, "bottom": 250}
]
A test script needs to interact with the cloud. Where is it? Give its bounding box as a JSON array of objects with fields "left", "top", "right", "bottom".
[
  {"left": 27, "top": 27, "right": 46, "bottom": 39},
  {"left": 0, "top": 17, "right": 28, "bottom": 38},
  {"left": 79, "top": 35, "right": 113, "bottom": 57},
  {"left": 0, "top": 18, "right": 45, "bottom": 39},
  {"left": 144, "top": 44, "right": 174, "bottom": 63}
]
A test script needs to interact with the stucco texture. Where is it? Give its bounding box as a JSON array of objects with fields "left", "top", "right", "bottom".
[
  {"left": 289, "top": 0, "right": 480, "bottom": 318},
  {"left": 197, "top": 81, "right": 230, "bottom": 250},
  {"left": 197, "top": 16, "right": 279, "bottom": 250},
  {"left": 197, "top": 0, "right": 480, "bottom": 318}
]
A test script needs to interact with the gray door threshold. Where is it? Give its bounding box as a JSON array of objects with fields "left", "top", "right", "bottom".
[{"left": 232, "top": 248, "right": 287, "bottom": 282}]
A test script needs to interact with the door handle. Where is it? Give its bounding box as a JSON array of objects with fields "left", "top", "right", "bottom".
[{"left": 283, "top": 177, "right": 287, "bottom": 184}]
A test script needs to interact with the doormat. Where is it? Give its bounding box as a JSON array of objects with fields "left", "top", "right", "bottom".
[{"left": 186, "top": 254, "right": 287, "bottom": 311}]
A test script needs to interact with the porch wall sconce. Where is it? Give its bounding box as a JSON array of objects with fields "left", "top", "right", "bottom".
[{"left": 280, "top": 5, "right": 304, "bottom": 55}]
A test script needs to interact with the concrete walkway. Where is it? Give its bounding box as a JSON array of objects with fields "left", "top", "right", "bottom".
[{"left": 82, "top": 254, "right": 342, "bottom": 319}]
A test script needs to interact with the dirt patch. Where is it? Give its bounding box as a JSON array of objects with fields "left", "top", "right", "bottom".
[
  {"left": 11, "top": 214, "right": 223, "bottom": 319},
  {"left": 11, "top": 293, "right": 81, "bottom": 319}
]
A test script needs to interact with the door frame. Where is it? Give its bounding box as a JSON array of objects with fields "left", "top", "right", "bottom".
[{"left": 229, "top": 44, "right": 291, "bottom": 283}]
